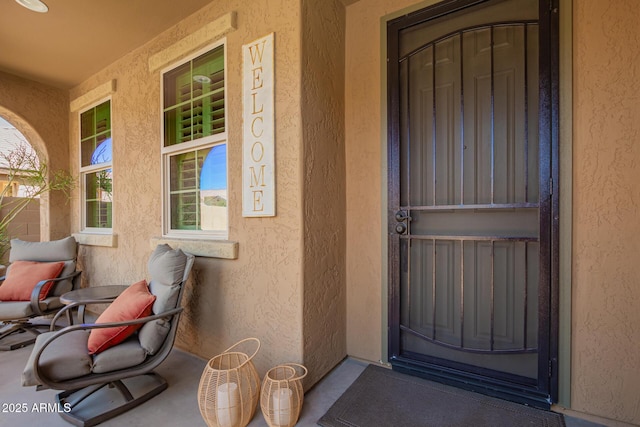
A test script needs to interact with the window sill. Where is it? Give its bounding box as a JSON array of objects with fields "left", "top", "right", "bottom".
[
  {"left": 73, "top": 232, "right": 118, "bottom": 248},
  {"left": 150, "top": 237, "right": 238, "bottom": 260}
]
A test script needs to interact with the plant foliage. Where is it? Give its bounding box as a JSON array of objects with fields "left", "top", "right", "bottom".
[{"left": 0, "top": 142, "right": 75, "bottom": 258}]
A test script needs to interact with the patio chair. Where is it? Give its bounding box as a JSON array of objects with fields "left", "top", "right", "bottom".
[
  {"left": 0, "top": 236, "right": 81, "bottom": 350},
  {"left": 22, "top": 244, "right": 195, "bottom": 427}
]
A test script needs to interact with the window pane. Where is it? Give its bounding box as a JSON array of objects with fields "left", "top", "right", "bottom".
[
  {"left": 193, "top": 46, "right": 224, "bottom": 80},
  {"left": 91, "top": 136, "right": 112, "bottom": 165},
  {"left": 194, "top": 46, "right": 225, "bottom": 136},
  {"left": 170, "top": 152, "right": 198, "bottom": 229},
  {"left": 163, "top": 45, "right": 224, "bottom": 147},
  {"left": 200, "top": 144, "right": 227, "bottom": 231},
  {"left": 81, "top": 137, "right": 96, "bottom": 166},
  {"left": 169, "top": 145, "right": 226, "bottom": 232},
  {"left": 85, "top": 169, "right": 112, "bottom": 228},
  {"left": 163, "top": 62, "right": 190, "bottom": 108},
  {"left": 163, "top": 108, "right": 179, "bottom": 146},
  {"left": 81, "top": 100, "right": 111, "bottom": 167},
  {"left": 95, "top": 102, "right": 110, "bottom": 134},
  {"left": 80, "top": 109, "right": 95, "bottom": 139}
]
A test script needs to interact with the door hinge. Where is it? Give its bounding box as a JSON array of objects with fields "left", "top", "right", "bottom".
[
  {"left": 548, "top": 359, "right": 553, "bottom": 378},
  {"left": 549, "top": 177, "right": 553, "bottom": 196}
]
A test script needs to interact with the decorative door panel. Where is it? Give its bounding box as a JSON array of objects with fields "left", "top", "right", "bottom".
[{"left": 388, "top": 0, "right": 558, "bottom": 408}]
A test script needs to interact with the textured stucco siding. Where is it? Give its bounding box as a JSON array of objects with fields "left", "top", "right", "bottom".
[
  {"left": 2, "top": 0, "right": 640, "bottom": 423},
  {"left": 68, "top": 0, "right": 306, "bottom": 378},
  {"left": 344, "top": 0, "right": 640, "bottom": 424},
  {"left": 0, "top": 71, "right": 70, "bottom": 242},
  {"left": 301, "top": 0, "right": 348, "bottom": 387},
  {"left": 572, "top": 1, "right": 640, "bottom": 424},
  {"left": 344, "top": 0, "right": 440, "bottom": 365}
]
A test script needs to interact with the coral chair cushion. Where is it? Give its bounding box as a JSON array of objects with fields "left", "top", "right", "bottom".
[
  {"left": 87, "top": 280, "right": 156, "bottom": 355},
  {"left": 10, "top": 237, "right": 78, "bottom": 296},
  {"left": 0, "top": 260, "right": 65, "bottom": 301}
]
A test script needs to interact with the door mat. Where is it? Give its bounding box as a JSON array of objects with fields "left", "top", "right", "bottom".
[{"left": 318, "top": 365, "right": 565, "bottom": 427}]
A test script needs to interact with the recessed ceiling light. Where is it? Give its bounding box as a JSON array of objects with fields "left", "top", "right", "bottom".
[
  {"left": 15, "top": 0, "right": 49, "bottom": 13},
  {"left": 193, "top": 75, "right": 212, "bottom": 84}
]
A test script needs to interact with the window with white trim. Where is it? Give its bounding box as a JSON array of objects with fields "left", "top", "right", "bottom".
[
  {"left": 162, "top": 43, "right": 227, "bottom": 239},
  {"left": 80, "top": 100, "right": 112, "bottom": 231}
]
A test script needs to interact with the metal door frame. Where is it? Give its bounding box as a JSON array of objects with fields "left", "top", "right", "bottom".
[{"left": 386, "top": 0, "right": 559, "bottom": 408}]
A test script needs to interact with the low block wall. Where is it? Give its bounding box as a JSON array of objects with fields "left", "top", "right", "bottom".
[{"left": 0, "top": 196, "right": 40, "bottom": 263}]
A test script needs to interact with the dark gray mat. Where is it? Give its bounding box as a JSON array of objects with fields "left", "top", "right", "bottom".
[{"left": 318, "top": 365, "right": 565, "bottom": 427}]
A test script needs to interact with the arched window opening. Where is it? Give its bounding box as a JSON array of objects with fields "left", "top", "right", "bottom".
[
  {"left": 0, "top": 115, "right": 42, "bottom": 255},
  {"left": 0, "top": 116, "right": 41, "bottom": 198}
]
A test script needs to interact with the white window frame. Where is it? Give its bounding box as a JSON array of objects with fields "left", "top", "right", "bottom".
[
  {"left": 160, "top": 40, "right": 228, "bottom": 240},
  {"left": 79, "top": 97, "right": 113, "bottom": 233}
]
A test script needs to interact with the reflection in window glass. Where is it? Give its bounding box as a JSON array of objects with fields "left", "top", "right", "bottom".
[
  {"left": 80, "top": 100, "right": 112, "bottom": 230},
  {"left": 85, "top": 169, "right": 112, "bottom": 228},
  {"left": 162, "top": 42, "right": 227, "bottom": 238},
  {"left": 169, "top": 144, "right": 226, "bottom": 231}
]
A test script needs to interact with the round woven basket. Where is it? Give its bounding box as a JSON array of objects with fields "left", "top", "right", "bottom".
[
  {"left": 260, "top": 363, "right": 307, "bottom": 427},
  {"left": 198, "top": 338, "right": 261, "bottom": 427}
]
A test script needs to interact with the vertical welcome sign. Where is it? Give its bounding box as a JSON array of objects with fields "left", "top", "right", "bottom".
[{"left": 243, "top": 33, "right": 275, "bottom": 217}]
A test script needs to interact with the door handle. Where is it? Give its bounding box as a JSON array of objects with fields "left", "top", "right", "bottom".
[
  {"left": 394, "top": 210, "right": 410, "bottom": 234},
  {"left": 395, "top": 210, "right": 411, "bottom": 222}
]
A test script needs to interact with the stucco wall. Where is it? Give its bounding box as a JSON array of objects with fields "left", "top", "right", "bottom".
[
  {"left": 0, "top": 71, "right": 70, "bottom": 242},
  {"left": 0, "top": 197, "right": 40, "bottom": 241},
  {"left": 345, "top": 0, "right": 640, "bottom": 424},
  {"left": 69, "top": 1, "right": 307, "bottom": 379},
  {"left": 572, "top": 1, "right": 640, "bottom": 424},
  {"left": 0, "top": 197, "right": 40, "bottom": 264},
  {"left": 301, "top": 0, "right": 347, "bottom": 387},
  {"left": 344, "top": 0, "right": 438, "bottom": 364}
]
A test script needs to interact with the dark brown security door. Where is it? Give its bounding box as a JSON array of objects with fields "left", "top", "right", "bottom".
[{"left": 387, "top": 0, "right": 558, "bottom": 407}]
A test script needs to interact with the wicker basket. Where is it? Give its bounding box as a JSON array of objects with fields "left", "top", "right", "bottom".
[
  {"left": 198, "top": 338, "right": 261, "bottom": 427},
  {"left": 260, "top": 363, "right": 308, "bottom": 427}
]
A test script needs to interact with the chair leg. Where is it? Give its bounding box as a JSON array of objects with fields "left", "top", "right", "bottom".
[
  {"left": 56, "top": 372, "right": 168, "bottom": 427},
  {"left": 0, "top": 323, "right": 38, "bottom": 351}
]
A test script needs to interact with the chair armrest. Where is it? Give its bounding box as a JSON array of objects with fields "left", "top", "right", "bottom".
[
  {"left": 30, "top": 270, "right": 82, "bottom": 316},
  {"left": 32, "top": 307, "right": 183, "bottom": 389},
  {"left": 43, "top": 308, "right": 183, "bottom": 349},
  {"left": 49, "top": 295, "right": 118, "bottom": 331},
  {"left": 82, "top": 307, "right": 184, "bottom": 330},
  {"left": 75, "top": 307, "right": 183, "bottom": 330}
]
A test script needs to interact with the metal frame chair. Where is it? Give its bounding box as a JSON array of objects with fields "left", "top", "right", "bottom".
[
  {"left": 0, "top": 237, "right": 81, "bottom": 350},
  {"left": 23, "top": 246, "right": 194, "bottom": 427}
]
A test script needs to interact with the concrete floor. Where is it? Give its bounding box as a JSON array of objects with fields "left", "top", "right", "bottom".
[
  {"left": 0, "top": 339, "right": 605, "bottom": 427},
  {"left": 0, "top": 341, "right": 368, "bottom": 427}
]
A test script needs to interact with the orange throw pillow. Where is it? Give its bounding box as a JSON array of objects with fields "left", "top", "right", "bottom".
[
  {"left": 87, "top": 280, "right": 156, "bottom": 355},
  {"left": 0, "top": 260, "right": 65, "bottom": 301}
]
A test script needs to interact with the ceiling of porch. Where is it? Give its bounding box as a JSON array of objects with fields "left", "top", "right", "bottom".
[{"left": 0, "top": 0, "right": 214, "bottom": 89}]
